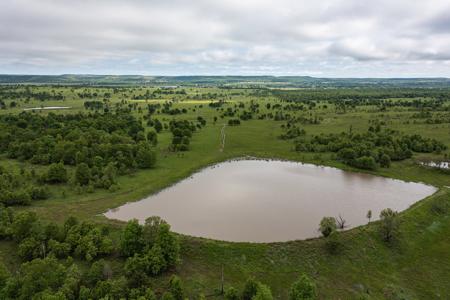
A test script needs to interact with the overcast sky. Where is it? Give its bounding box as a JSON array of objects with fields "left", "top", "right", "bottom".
[{"left": 1, "top": 0, "right": 450, "bottom": 77}]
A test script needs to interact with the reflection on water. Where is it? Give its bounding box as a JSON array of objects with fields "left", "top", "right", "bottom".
[{"left": 105, "top": 160, "right": 437, "bottom": 242}]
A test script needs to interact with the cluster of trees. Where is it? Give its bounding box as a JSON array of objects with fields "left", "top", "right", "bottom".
[
  {"left": 0, "top": 209, "right": 113, "bottom": 262},
  {"left": 84, "top": 101, "right": 105, "bottom": 111},
  {"left": 319, "top": 207, "right": 400, "bottom": 255},
  {"left": 228, "top": 119, "right": 241, "bottom": 126},
  {"left": 222, "top": 274, "right": 316, "bottom": 300},
  {"left": 273, "top": 88, "right": 449, "bottom": 109},
  {"left": 121, "top": 217, "right": 180, "bottom": 286},
  {"left": 295, "top": 128, "right": 447, "bottom": 170},
  {"left": 0, "top": 86, "right": 65, "bottom": 103},
  {"left": 280, "top": 125, "right": 306, "bottom": 140},
  {"left": 0, "top": 208, "right": 184, "bottom": 299},
  {"left": 0, "top": 208, "right": 318, "bottom": 299},
  {"left": 169, "top": 120, "right": 197, "bottom": 151},
  {"left": 0, "top": 111, "right": 157, "bottom": 189},
  {"left": 0, "top": 166, "right": 49, "bottom": 206}
]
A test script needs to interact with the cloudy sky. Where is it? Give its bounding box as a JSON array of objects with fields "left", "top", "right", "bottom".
[{"left": 1, "top": 0, "right": 450, "bottom": 77}]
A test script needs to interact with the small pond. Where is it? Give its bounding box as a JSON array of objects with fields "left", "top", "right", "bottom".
[
  {"left": 420, "top": 161, "right": 449, "bottom": 170},
  {"left": 105, "top": 160, "right": 437, "bottom": 242},
  {"left": 23, "top": 106, "right": 71, "bottom": 111}
]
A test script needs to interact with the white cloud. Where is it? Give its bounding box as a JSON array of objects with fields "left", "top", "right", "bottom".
[{"left": 1, "top": 0, "right": 450, "bottom": 76}]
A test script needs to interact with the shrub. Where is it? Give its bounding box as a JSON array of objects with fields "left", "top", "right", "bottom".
[
  {"left": 45, "top": 163, "right": 68, "bottom": 183},
  {"left": 379, "top": 208, "right": 399, "bottom": 243},
  {"left": 288, "top": 273, "right": 316, "bottom": 300},
  {"left": 319, "top": 217, "right": 337, "bottom": 237}
]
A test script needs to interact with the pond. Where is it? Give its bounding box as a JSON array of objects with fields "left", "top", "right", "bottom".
[
  {"left": 420, "top": 161, "right": 449, "bottom": 170},
  {"left": 105, "top": 160, "right": 437, "bottom": 242},
  {"left": 23, "top": 106, "right": 71, "bottom": 111}
]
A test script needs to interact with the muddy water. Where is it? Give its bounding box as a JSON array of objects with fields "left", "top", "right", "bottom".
[{"left": 105, "top": 160, "right": 437, "bottom": 242}]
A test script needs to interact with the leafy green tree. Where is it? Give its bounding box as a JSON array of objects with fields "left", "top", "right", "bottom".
[
  {"left": 60, "top": 263, "right": 82, "bottom": 300},
  {"left": 18, "top": 237, "right": 42, "bottom": 261},
  {"left": 319, "top": 217, "right": 336, "bottom": 237},
  {"left": 45, "top": 162, "right": 68, "bottom": 183},
  {"left": 136, "top": 143, "right": 156, "bottom": 169},
  {"left": 161, "top": 292, "right": 175, "bottom": 300},
  {"left": 168, "top": 275, "right": 184, "bottom": 300},
  {"left": 11, "top": 211, "right": 39, "bottom": 242},
  {"left": 288, "top": 273, "right": 316, "bottom": 300},
  {"left": 143, "top": 216, "right": 167, "bottom": 246},
  {"left": 379, "top": 153, "right": 391, "bottom": 168},
  {"left": 124, "top": 254, "right": 149, "bottom": 288},
  {"left": 154, "top": 119, "right": 163, "bottom": 133},
  {"left": 224, "top": 287, "right": 240, "bottom": 300},
  {"left": 147, "top": 130, "right": 158, "bottom": 146},
  {"left": 146, "top": 244, "right": 167, "bottom": 275},
  {"left": 13, "top": 257, "right": 66, "bottom": 299},
  {"left": 379, "top": 208, "right": 399, "bottom": 243},
  {"left": 0, "top": 262, "right": 10, "bottom": 290},
  {"left": 252, "top": 283, "right": 273, "bottom": 300},
  {"left": 242, "top": 278, "right": 259, "bottom": 300},
  {"left": 366, "top": 210, "right": 372, "bottom": 224},
  {"left": 156, "top": 223, "right": 180, "bottom": 267},
  {"left": 75, "top": 163, "right": 91, "bottom": 186},
  {"left": 120, "top": 219, "right": 145, "bottom": 257},
  {"left": 86, "top": 260, "right": 108, "bottom": 287}
]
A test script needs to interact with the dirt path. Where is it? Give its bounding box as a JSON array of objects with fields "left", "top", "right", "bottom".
[{"left": 220, "top": 124, "right": 227, "bottom": 152}]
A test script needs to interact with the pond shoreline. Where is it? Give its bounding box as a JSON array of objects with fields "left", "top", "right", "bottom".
[{"left": 105, "top": 158, "right": 437, "bottom": 243}]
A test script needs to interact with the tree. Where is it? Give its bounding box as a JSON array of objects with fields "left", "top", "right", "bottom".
[
  {"left": 13, "top": 257, "right": 66, "bottom": 300},
  {"left": 18, "top": 237, "right": 42, "bottom": 261},
  {"left": 379, "top": 153, "right": 391, "bottom": 168},
  {"left": 143, "top": 216, "right": 167, "bottom": 246},
  {"left": 75, "top": 163, "right": 91, "bottom": 186},
  {"left": 252, "top": 283, "right": 273, "bottom": 300},
  {"left": 136, "top": 143, "right": 156, "bottom": 169},
  {"left": 120, "top": 219, "right": 145, "bottom": 257},
  {"left": 45, "top": 162, "right": 68, "bottom": 183},
  {"left": 11, "top": 211, "right": 39, "bottom": 242},
  {"left": 224, "top": 287, "right": 240, "bottom": 300},
  {"left": 147, "top": 130, "right": 158, "bottom": 146},
  {"left": 168, "top": 275, "right": 184, "bottom": 300},
  {"left": 86, "top": 260, "right": 109, "bottom": 286},
  {"left": 242, "top": 278, "right": 259, "bottom": 300},
  {"left": 146, "top": 244, "right": 167, "bottom": 275},
  {"left": 154, "top": 119, "right": 163, "bottom": 133},
  {"left": 156, "top": 223, "right": 180, "bottom": 267},
  {"left": 288, "top": 273, "right": 316, "bottom": 300},
  {"left": 124, "top": 254, "right": 149, "bottom": 287},
  {"left": 161, "top": 292, "right": 175, "bottom": 300},
  {"left": 319, "top": 217, "right": 336, "bottom": 237},
  {"left": 379, "top": 208, "right": 399, "bottom": 243},
  {"left": 0, "top": 262, "right": 10, "bottom": 290},
  {"left": 366, "top": 210, "right": 372, "bottom": 224}
]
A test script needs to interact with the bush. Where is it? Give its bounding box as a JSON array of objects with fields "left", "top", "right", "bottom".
[
  {"left": 288, "top": 273, "right": 316, "bottom": 300},
  {"left": 379, "top": 208, "right": 399, "bottom": 243},
  {"left": 168, "top": 275, "right": 184, "bottom": 300},
  {"left": 120, "top": 219, "right": 145, "bottom": 257},
  {"left": 75, "top": 163, "right": 91, "bottom": 186},
  {"left": 224, "top": 287, "right": 240, "bottom": 300},
  {"left": 45, "top": 162, "right": 68, "bottom": 183},
  {"left": 319, "top": 217, "right": 336, "bottom": 237},
  {"left": 242, "top": 278, "right": 259, "bottom": 300}
]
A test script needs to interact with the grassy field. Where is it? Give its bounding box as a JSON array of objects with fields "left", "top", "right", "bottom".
[{"left": 0, "top": 86, "right": 449, "bottom": 299}]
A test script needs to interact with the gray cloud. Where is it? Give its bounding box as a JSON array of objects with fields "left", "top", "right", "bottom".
[{"left": 1, "top": 0, "right": 450, "bottom": 76}]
